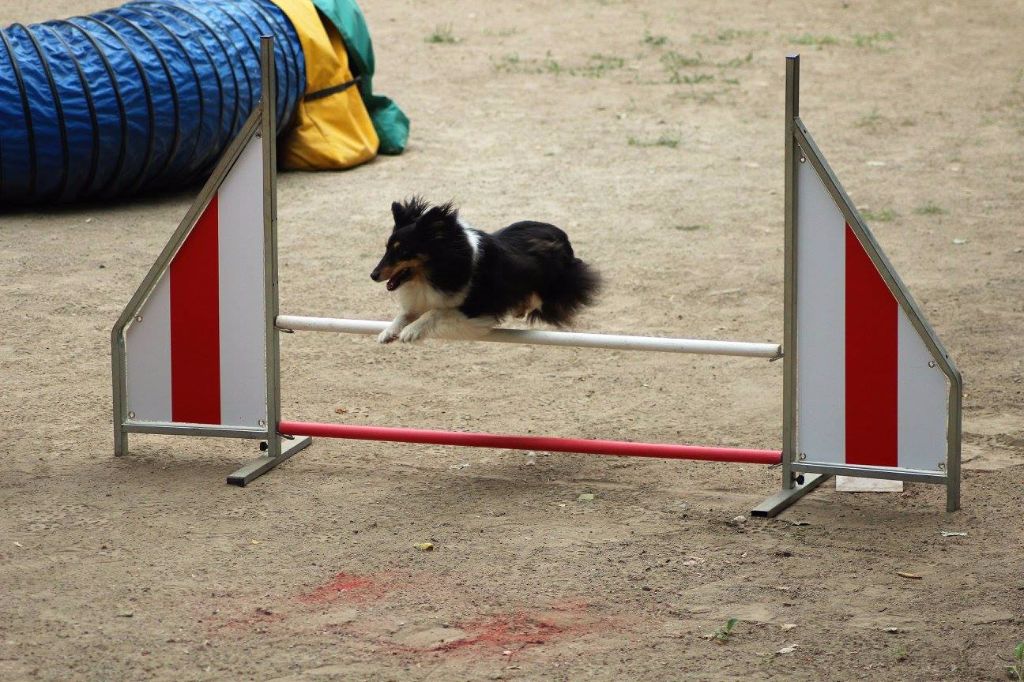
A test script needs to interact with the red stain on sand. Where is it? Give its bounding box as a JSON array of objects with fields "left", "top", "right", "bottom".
[
  {"left": 297, "top": 572, "right": 377, "bottom": 604},
  {"left": 429, "top": 612, "right": 576, "bottom": 653}
]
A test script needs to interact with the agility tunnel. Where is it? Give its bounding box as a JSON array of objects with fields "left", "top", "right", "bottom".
[{"left": 0, "top": 0, "right": 408, "bottom": 205}]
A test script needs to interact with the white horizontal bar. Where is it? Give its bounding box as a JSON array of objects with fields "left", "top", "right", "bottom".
[{"left": 276, "top": 315, "right": 782, "bottom": 359}]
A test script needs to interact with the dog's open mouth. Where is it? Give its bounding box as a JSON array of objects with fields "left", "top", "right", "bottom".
[{"left": 386, "top": 268, "right": 412, "bottom": 291}]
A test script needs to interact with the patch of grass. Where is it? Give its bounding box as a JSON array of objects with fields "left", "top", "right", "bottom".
[
  {"left": 672, "top": 224, "right": 705, "bottom": 231},
  {"left": 541, "top": 54, "right": 563, "bottom": 75},
  {"left": 643, "top": 31, "right": 668, "bottom": 47},
  {"left": 718, "top": 51, "right": 754, "bottom": 68},
  {"left": 492, "top": 53, "right": 522, "bottom": 72},
  {"left": 662, "top": 50, "right": 706, "bottom": 69},
  {"left": 862, "top": 208, "right": 899, "bottom": 222},
  {"left": 580, "top": 53, "right": 625, "bottom": 77},
  {"left": 492, "top": 52, "right": 622, "bottom": 78},
  {"left": 853, "top": 31, "right": 897, "bottom": 49},
  {"left": 491, "top": 52, "right": 561, "bottom": 75},
  {"left": 855, "top": 109, "right": 886, "bottom": 129},
  {"left": 425, "top": 24, "right": 458, "bottom": 44},
  {"left": 715, "top": 28, "right": 754, "bottom": 42},
  {"left": 680, "top": 73, "right": 715, "bottom": 85},
  {"left": 660, "top": 49, "right": 751, "bottom": 85},
  {"left": 790, "top": 33, "right": 839, "bottom": 47},
  {"left": 711, "top": 618, "right": 738, "bottom": 643},
  {"left": 914, "top": 202, "right": 947, "bottom": 216},
  {"left": 1008, "top": 642, "right": 1024, "bottom": 682},
  {"left": 629, "top": 134, "right": 680, "bottom": 149},
  {"left": 693, "top": 28, "right": 758, "bottom": 44},
  {"left": 892, "top": 644, "right": 909, "bottom": 662}
]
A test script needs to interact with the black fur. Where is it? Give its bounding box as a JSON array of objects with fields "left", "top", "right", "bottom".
[{"left": 371, "top": 197, "right": 600, "bottom": 327}]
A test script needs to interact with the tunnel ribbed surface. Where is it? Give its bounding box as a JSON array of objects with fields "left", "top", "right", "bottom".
[{"left": 0, "top": 0, "right": 305, "bottom": 205}]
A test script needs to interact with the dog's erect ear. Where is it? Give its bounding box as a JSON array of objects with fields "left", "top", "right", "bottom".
[
  {"left": 420, "top": 207, "right": 448, "bottom": 231},
  {"left": 392, "top": 196, "right": 431, "bottom": 229},
  {"left": 391, "top": 201, "right": 405, "bottom": 228},
  {"left": 419, "top": 202, "right": 458, "bottom": 232}
]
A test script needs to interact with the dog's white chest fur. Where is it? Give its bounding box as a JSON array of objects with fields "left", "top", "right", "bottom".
[
  {"left": 395, "top": 278, "right": 464, "bottom": 316},
  {"left": 394, "top": 220, "right": 480, "bottom": 316},
  {"left": 382, "top": 280, "right": 488, "bottom": 344}
]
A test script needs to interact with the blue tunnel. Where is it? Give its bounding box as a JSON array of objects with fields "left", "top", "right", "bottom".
[{"left": 0, "top": 0, "right": 305, "bottom": 205}]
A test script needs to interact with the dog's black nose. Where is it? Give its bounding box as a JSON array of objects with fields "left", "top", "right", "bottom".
[{"left": 370, "top": 270, "right": 380, "bottom": 282}]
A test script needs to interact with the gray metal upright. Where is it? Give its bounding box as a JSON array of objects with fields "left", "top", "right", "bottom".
[
  {"left": 264, "top": 35, "right": 282, "bottom": 463},
  {"left": 751, "top": 54, "right": 830, "bottom": 517},
  {"left": 226, "top": 37, "right": 312, "bottom": 485},
  {"left": 753, "top": 54, "right": 961, "bottom": 515},
  {"left": 110, "top": 36, "right": 309, "bottom": 483}
]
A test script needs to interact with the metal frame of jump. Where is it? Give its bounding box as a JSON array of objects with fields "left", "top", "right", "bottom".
[{"left": 111, "top": 41, "right": 962, "bottom": 517}]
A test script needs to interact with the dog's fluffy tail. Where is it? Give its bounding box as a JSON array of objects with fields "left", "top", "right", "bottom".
[{"left": 529, "top": 258, "right": 602, "bottom": 327}]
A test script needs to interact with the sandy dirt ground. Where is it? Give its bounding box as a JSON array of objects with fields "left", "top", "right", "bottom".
[{"left": 2, "top": 1, "right": 1024, "bottom": 680}]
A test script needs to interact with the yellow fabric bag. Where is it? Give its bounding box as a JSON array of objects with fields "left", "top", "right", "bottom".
[{"left": 271, "top": 0, "right": 379, "bottom": 170}]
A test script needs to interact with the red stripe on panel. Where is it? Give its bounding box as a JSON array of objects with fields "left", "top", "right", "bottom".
[
  {"left": 170, "top": 195, "right": 222, "bottom": 424},
  {"left": 844, "top": 225, "right": 898, "bottom": 467}
]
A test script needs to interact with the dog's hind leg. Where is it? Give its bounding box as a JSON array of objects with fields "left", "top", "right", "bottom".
[
  {"left": 379, "top": 313, "right": 419, "bottom": 344},
  {"left": 398, "top": 309, "right": 493, "bottom": 343},
  {"left": 515, "top": 293, "right": 543, "bottom": 321}
]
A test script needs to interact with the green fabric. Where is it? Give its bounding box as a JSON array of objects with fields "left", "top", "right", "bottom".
[{"left": 311, "top": 0, "right": 409, "bottom": 154}]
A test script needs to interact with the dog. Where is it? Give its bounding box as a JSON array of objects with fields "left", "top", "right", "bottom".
[{"left": 370, "top": 197, "right": 600, "bottom": 344}]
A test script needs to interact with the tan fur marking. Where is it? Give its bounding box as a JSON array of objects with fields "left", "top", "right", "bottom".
[
  {"left": 514, "top": 292, "right": 543, "bottom": 318},
  {"left": 376, "top": 257, "right": 423, "bottom": 281}
]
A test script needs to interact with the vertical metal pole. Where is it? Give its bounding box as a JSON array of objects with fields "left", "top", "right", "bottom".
[
  {"left": 946, "top": 372, "right": 963, "bottom": 511},
  {"left": 227, "top": 36, "right": 312, "bottom": 485},
  {"left": 111, "top": 328, "right": 128, "bottom": 456},
  {"left": 781, "top": 54, "right": 800, "bottom": 493},
  {"left": 752, "top": 55, "right": 827, "bottom": 516},
  {"left": 261, "top": 36, "right": 282, "bottom": 461}
]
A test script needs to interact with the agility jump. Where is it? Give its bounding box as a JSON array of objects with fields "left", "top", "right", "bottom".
[{"left": 111, "top": 39, "right": 962, "bottom": 516}]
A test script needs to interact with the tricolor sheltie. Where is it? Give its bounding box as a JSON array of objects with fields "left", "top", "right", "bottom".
[{"left": 371, "top": 198, "right": 600, "bottom": 343}]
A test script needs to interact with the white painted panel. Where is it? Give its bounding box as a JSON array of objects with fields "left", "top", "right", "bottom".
[
  {"left": 125, "top": 274, "right": 172, "bottom": 422},
  {"left": 795, "top": 159, "right": 846, "bottom": 464},
  {"left": 217, "top": 136, "right": 268, "bottom": 427},
  {"left": 897, "top": 308, "right": 947, "bottom": 472}
]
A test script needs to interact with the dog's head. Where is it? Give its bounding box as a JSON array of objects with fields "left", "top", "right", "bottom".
[{"left": 370, "top": 198, "right": 460, "bottom": 291}]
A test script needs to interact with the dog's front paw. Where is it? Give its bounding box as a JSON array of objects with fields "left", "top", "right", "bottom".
[
  {"left": 377, "top": 328, "right": 400, "bottom": 344},
  {"left": 398, "top": 322, "right": 428, "bottom": 343}
]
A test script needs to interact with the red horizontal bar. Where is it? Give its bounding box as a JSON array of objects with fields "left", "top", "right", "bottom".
[{"left": 278, "top": 421, "right": 782, "bottom": 465}]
